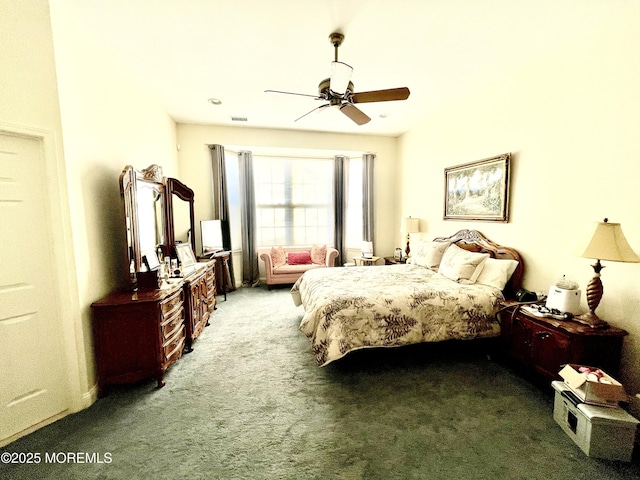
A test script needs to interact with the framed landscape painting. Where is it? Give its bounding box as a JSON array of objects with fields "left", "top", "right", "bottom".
[{"left": 444, "top": 153, "right": 511, "bottom": 222}]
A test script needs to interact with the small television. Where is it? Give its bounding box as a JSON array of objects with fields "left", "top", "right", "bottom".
[{"left": 200, "top": 219, "right": 224, "bottom": 255}]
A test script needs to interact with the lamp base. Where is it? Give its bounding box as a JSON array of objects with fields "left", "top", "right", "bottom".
[{"left": 573, "top": 311, "right": 609, "bottom": 329}]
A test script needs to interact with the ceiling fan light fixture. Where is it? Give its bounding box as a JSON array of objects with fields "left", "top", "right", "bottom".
[{"left": 330, "top": 61, "right": 353, "bottom": 95}]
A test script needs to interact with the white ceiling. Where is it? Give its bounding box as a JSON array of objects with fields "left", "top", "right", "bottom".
[{"left": 64, "top": 0, "right": 615, "bottom": 137}]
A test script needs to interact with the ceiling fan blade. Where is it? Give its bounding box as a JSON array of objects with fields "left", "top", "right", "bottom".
[
  {"left": 265, "top": 89, "right": 321, "bottom": 99},
  {"left": 295, "top": 103, "right": 330, "bottom": 122},
  {"left": 351, "top": 87, "right": 410, "bottom": 104},
  {"left": 330, "top": 61, "right": 353, "bottom": 94},
  {"left": 340, "top": 103, "right": 371, "bottom": 125}
]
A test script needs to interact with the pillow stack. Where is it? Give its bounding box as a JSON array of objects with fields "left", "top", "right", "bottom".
[
  {"left": 269, "top": 244, "right": 328, "bottom": 266},
  {"left": 409, "top": 240, "right": 519, "bottom": 290}
]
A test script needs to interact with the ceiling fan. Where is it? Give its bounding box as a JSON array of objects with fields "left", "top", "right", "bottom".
[{"left": 265, "top": 32, "right": 410, "bottom": 125}]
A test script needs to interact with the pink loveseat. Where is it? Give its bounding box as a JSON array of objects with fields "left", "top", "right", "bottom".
[{"left": 259, "top": 245, "right": 339, "bottom": 288}]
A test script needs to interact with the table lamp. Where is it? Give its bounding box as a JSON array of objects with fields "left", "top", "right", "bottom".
[
  {"left": 577, "top": 218, "right": 639, "bottom": 328},
  {"left": 361, "top": 241, "right": 373, "bottom": 259},
  {"left": 402, "top": 216, "right": 420, "bottom": 256}
]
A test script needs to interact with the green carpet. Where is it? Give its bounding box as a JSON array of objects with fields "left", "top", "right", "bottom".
[{"left": 1, "top": 286, "right": 639, "bottom": 479}]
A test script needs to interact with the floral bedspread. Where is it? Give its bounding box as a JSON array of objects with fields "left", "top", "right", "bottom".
[{"left": 291, "top": 264, "right": 504, "bottom": 367}]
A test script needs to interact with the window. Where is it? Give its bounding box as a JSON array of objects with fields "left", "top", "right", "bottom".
[
  {"left": 223, "top": 150, "right": 241, "bottom": 251},
  {"left": 254, "top": 156, "right": 334, "bottom": 247}
]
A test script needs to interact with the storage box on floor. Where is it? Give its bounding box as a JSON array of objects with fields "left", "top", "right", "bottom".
[
  {"left": 558, "top": 364, "right": 628, "bottom": 407},
  {"left": 552, "top": 380, "right": 638, "bottom": 461}
]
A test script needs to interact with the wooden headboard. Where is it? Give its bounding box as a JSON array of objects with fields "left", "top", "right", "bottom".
[{"left": 433, "top": 229, "right": 524, "bottom": 299}]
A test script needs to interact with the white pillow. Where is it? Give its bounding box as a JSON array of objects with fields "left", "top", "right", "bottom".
[
  {"left": 411, "top": 240, "right": 451, "bottom": 269},
  {"left": 475, "top": 258, "right": 519, "bottom": 290},
  {"left": 438, "top": 243, "right": 489, "bottom": 284}
]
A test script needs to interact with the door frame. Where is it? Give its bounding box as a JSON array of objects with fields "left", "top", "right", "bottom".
[{"left": 0, "top": 121, "right": 86, "bottom": 446}]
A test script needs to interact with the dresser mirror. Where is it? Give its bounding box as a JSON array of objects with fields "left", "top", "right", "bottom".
[
  {"left": 137, "top": 180, "right": 164, "bottom": 257},
  {"left": 172, "top": 199, "right": 191, "bottom": 246},
  {"left": 120, "top": 165, "right": 197, "bottom": 289},
  {"left": 165, "top": 177, "right": 196, "bottom": 257},
  {"left": 120, "top": 164, "right": 166, "bottom": 288}
]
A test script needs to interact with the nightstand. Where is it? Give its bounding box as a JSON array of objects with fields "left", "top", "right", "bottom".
[
  {"left": 499, "top": 302, "right": 628, "bottom": 380},
  {"left": 384, "top": 257, "right": 407, "bottom": 265},
  {"left": 353, "top": 256, "right": 380, "bottom": 266}
]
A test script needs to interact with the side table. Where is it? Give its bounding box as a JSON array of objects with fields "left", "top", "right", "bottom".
[
  {"left": 499, "top": 302, "right": 628, "bottom": 380},
  {"left": 384, "top": 256, "right": 407, "bottom": 265},
  {"left": 199, "top": 250, "right": 234, "bottom": 300},
  {"left": 353, "top": 256, "right": 380, "bottom": 266}
]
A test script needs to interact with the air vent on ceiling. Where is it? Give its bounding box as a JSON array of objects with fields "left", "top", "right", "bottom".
[{"left": 231, "top": 116, "right": 248, "bottom": 122}]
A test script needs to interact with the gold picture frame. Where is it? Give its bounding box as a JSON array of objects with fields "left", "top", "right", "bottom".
[{"left": 444, "top": 153, "right": 511, "bottom": 222}]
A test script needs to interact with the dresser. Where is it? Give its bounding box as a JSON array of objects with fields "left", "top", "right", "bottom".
[
  {"left": 92, "top": 284, "right": 186, "bottom": 395},
  {"left": 94, "top": 165, "right": 220, "bottom": 394},
  {"left": 499, "top": 303, "right": 628, "bottom": 380},
  {"left": 92, "top": 261, "right": 216, "bottom": 395},
  {"left": 184, "top": 260, "right": 216, "bottom": 352}
]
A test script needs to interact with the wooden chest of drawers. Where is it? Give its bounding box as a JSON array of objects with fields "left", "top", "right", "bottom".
[
  {"left": 183, "top": 260, "right": 216, "bottom": 351},
  {"left": 91, "top": 285, "right": 186, "bottom": 395},
  {"left": 91, "top": 261, "right": 217, "bottom": 394},
  {"left": 499, "top": 304, "right": 628, "bottom": 381}
]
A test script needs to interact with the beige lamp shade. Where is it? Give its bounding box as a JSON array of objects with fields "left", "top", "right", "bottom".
[
  {"left": 402, "top": 217, "right": 420, "bottom": 233},
  {"left": 575, "top": 219, "right": 639, "bottom": 328},
  {"left": 582, "top": 220, "right": 640, "bottom": 263}
]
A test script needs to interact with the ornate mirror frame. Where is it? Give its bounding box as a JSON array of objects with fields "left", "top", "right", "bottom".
[{"left": 120, "top": 164, "right": 196, "bottom": 290}]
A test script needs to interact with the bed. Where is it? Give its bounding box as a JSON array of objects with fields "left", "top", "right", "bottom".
[{"left": 291, "top": 229, "right": 524, "bottom": 366}]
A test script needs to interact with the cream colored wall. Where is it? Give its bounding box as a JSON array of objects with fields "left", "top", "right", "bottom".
[
  {"left": 0, "top": 0, "right": 82, "bottom": 413},
  {"left": 49, "top": 3, "right": 179, "bottom": 395},
  {"left": 175, "top": 124, "right": 399, "bottom": 260},
  {"left": 398, "top": 10, "right": 640, "bottom": 393}
]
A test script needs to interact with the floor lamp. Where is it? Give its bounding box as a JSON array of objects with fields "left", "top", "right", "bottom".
[
  {"left": 402, "top": 216, "right": 420, "bottom": 257},
  {"left": 577, "top": 218, "right": 640, "bottom": 328}
]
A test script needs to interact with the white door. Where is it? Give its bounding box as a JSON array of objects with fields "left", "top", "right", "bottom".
[{"left": 0, "top": 131, "right": 70, "bottom": 441}]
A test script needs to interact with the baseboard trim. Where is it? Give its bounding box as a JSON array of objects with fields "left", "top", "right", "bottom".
[
  {"left": 0, "top": 410, "right": 70, "bottom": 448},
  {"left": 80, "top": 383, "right": 99, "bottom": 410},
  {"left": 0, "top": 385, "right": 99, "bottom": 447}
]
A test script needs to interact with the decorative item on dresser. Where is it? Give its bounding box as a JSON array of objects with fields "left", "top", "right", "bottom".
[
  {"left": 499, "top": 302, "right": 628, "bottom": 381},
  {"left": 91, "top": 165, "right": 217, "bottom": 394}
]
